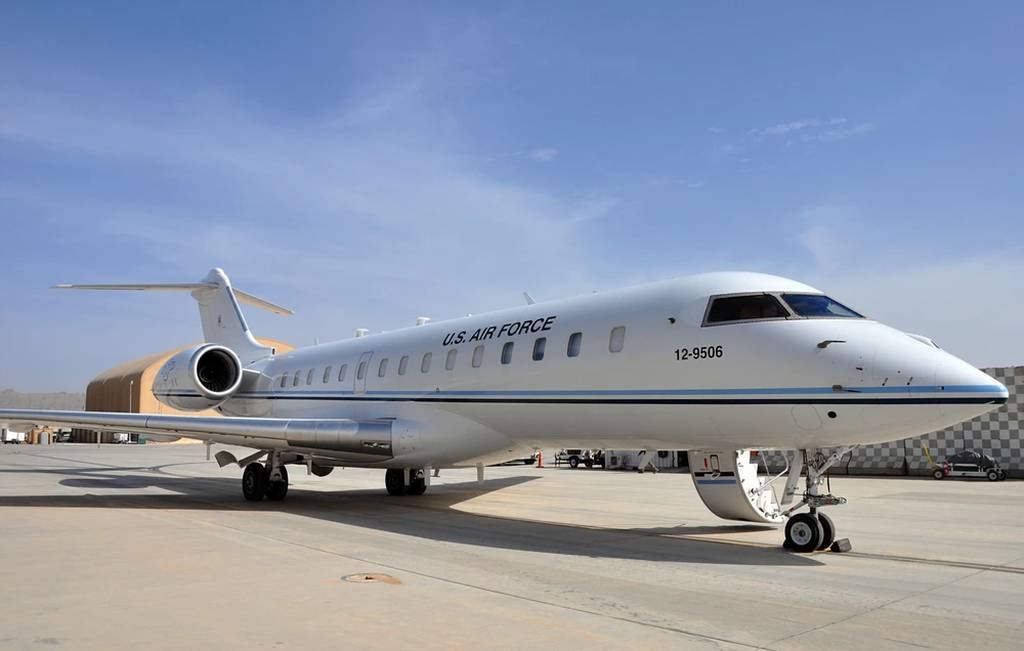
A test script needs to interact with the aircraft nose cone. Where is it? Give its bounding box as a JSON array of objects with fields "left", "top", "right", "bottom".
[{"left": 934, "top": 353, "right": 1008, "bottom": 427}]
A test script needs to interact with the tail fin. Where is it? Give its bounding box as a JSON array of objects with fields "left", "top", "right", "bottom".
[{"left": 53, "top": 268, "right": 292, "bottom": 364}]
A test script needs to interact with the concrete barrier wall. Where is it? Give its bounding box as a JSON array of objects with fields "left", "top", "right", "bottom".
[{"left": 758, "top": 366, "right": 1021, "bottom": 478}]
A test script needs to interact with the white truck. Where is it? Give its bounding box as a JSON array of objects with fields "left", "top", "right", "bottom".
[{"left": 2, "top": 428, "right": 27, "bottom": 444}]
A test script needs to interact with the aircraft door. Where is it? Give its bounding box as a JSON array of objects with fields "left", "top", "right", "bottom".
[{"left": 355, "top": 351, "right": 373, "bottom": 394}]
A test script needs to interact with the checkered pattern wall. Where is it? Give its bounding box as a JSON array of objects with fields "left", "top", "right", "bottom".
[{"left": 757, "top": 366, "right": 1021, "bottom": 477}]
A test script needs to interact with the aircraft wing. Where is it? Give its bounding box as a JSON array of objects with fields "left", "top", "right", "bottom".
[{"left": 0, "top": 409, "right": 395, "bottom": 461}]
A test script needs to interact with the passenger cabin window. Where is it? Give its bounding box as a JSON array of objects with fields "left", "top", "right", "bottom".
[
  {"left": 337, "top": 364, "right": 347, "bottom": 382},
  {"left": 533, "top": 337, "right": 546, "bottom": 361},
  {"left": 567, "top": 332, "right": 582, "bottom": 357},
  {"left": 781, "top": 294, "right": 864, "bottom": 319},
  {"left": 357, "top": 361, "right": 367, "bottom": 380},
  {"left": 378, "top": 359, "right": 388, "bottom": 377},
  {"left": 472, "top": 345, "right": 485, "bottom": 368},
  {"left": 421, "top": 353, "right": 432, "bottom": 373},
  {"left": 398, "top": 355, "right": 409, "bottom": 376},
  {"left": 293, "top": 372, "right": 302, "bottom": 387},
  {"left": 306, "top": 369, "right": 314, "bottom": 385},
  {"left": 609, "top": 326, "right": 625, "bottom": 353},
  {"left": 323, "top": 366, "right": 332, "bottom": 384},
  {"left": 445, "top": 349, "right": 457, "bottom": 370},
  {"left": 279, "top": 373, "right": 289, "bottom": 388},
  {"left": 501, "top": 341, "right": 514, "bottom": 365},
  {"left": 704, "top": 294, "right": 789, "bottom": 325}
]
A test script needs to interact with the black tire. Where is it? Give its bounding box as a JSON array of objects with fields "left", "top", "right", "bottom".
[
  {"left": 311, "top": 463, "right": 333, "bottom": 477},
  {"left": 933, "top": 469, "right": 945, "bottom": 480},
  {"left": 266, "top": 465, "right": 289, "bottom": 501},
  {"left": 568, "top": 456, "right": 580, "bottom": 469},
  {"left": 408, "top": 473, "right": 427, "bottom": 496},
  {"left": 785, "top": 513, "right": 824, "bottom": 553},
  {"left": 242, "top": 462, "right": 267, "bottom": 501},
  {"left": 385, "top": 468, "right": 407, "bottom": 496},
  {"left": 998, "top": 470, "right": 1007, "bottom": 480},
  {"left": 816, "top": 513, "right": 836, "bottom": 551},
  {"left": 584, "top": 459, "right": 594, "bottom": 468},
  {"left": 987, "top": 469, "right": 999, "bottom": 482}
]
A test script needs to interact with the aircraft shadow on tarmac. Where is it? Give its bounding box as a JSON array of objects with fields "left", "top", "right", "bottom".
[{"left": 0, "top": 462, "right": 821, "bottom": 567}]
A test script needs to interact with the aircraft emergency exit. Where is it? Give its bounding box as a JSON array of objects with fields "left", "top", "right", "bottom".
[{"left": 0, "top": 268, "right": 1008, "bottom": 552}]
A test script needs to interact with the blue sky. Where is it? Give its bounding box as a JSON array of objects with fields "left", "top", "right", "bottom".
[{"left": 2, "top": 2, "right": 1022, "bottom": 391}]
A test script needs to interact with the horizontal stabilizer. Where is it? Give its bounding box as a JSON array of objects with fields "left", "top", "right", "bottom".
[{"left": 51, "top": 281, "right": 293, "bottom": 315}]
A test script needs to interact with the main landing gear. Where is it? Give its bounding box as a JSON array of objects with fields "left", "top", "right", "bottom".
[
  {"left": 780, "top": 447, "right": 855, "bottom": 553},
  {"left": 384, "top": 468, "right": 428, "bottom": 496},
  {"left": 241, "top": 452, "right": 289, "bottom": 502}
]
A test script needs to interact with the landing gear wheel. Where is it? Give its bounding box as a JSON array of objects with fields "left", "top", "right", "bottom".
[
  {"left": 932, "top": 468, "right": 945, "bottom": 480},
  {"left": 568, "top": 456, "right": 580, "bottom": 469},
  {"left": 408, "top": 472, "right": 427, "bottom": 496},
  {"left": 385, "top": 469, "right": 408, "bottom": 496},
  {"left": 987, "top": 469, "right": 999, "bottom": 482},
  {"left": 242, "top": 462, "right": 268, "bottom": 501},
  {"left": 266, "top": 465, "right": 289, "bottom": 501},
  {"left": 785, "top": 513, "right": 824, "bottom": 553},
  {"left": 815, "top": 512, "right": 836, "bottom": 551}
]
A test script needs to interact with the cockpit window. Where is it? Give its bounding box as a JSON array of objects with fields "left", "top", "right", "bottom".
[
  {"left": 782, "top": 294, "right": 863, "bottom": 318},
  {"left": 705, "top": 294, "right": 789, "bottom": 324}
]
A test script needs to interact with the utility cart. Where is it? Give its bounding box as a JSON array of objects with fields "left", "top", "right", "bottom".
[{"left": 922, "top": 444, "right": 1007, "bottom": 481}]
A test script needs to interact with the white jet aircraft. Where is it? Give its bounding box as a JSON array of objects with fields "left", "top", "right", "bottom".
[{"left": 0, "top": 268, "right": 1008, "bottom": 552}]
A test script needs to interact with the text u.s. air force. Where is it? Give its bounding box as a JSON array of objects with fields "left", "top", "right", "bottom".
[{"left": 442, "top": 315, "right": 557, "bottom": 346}]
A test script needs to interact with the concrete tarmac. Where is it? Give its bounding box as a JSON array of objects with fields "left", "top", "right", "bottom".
[{"left": 1, "top": 444, "right": 1022, "bottom": 650}]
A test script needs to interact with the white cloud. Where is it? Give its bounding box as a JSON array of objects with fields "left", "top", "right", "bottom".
[
  {"left": 753, "top": 119, "right": 821, "bottom": 138},
  {"left": 527, "top": 147, "right": 559, "bottom": 162},
  {"left": 806, "top": 122, "right": 875, "bottom": 142},
  {"left": 746, "top": 117, "right": 873, "bottom": 143},
  {"left": 0, "top": 86, "right": 616, "bottom": 388}
]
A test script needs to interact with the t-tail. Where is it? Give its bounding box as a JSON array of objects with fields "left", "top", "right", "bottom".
[{"left": 52, "top": 268, "right": 292, "bottom": 364}]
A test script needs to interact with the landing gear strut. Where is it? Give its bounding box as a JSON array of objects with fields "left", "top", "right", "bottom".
[
  {"left": 385, "top": 468, "right": 428, "bottom": 496},
  {"left": 781, "top": 447, "right": 855, "bottom": 553}
]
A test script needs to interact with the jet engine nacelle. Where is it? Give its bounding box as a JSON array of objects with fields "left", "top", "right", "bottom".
[{"left": 153, "top": 344, "right": 243, "bottom": 411}]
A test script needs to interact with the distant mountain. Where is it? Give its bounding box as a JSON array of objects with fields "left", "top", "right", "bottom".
[{"left": 0, "top": 389, "right": 85, "bottom": 410}]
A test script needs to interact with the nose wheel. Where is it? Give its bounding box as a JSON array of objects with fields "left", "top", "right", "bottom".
[
  {"left": 784, "top": 512, "right": 836, "bottom": 552},
  {"left": 780, "top": 447, "right": 854, "bottom": 553}
]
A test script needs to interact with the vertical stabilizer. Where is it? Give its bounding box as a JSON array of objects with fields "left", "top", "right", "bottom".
[
  {"left": 191, "top": 269, "right": 275, "bottom": 364},
  {"left": 52, "top": 268, "right": 293, "bottom": 366}
]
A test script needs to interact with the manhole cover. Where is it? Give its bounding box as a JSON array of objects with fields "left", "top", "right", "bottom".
[{"left": 342, "top": 573, "right": 401, "bottom": 585}]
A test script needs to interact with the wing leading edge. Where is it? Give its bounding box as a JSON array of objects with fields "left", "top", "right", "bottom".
[{"left": 0, "top": 409, "right": 395, "bottom": 462}]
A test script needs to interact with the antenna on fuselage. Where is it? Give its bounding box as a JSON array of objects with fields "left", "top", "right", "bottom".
[{"left": 523, "top": 292, "right": 535, "bottom": 305}]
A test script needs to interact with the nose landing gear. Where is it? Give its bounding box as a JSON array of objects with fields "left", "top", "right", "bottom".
[{"left": 781, "top": 446, "right": 856, "bottom": 553}]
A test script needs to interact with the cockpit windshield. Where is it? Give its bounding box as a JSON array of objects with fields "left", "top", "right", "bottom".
[
  {"left": 705, "top": 294, "right": 789, "bottom": 324},
  {"left": 781, "top": 294, "right": 863, "bottom": 318},
  {"left": 702, "top": 292, "right": 865, "bottom": 326}
]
